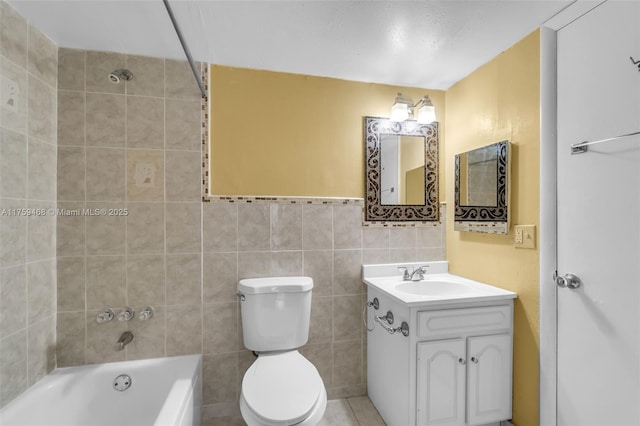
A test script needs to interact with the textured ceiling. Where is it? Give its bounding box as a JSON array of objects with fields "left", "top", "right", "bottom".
[{"left": 10, "top": 0, "right": 576, "bottom": 89}]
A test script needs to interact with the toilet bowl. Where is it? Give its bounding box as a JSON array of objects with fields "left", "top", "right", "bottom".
[
  {"left": 237, "top": 277, "right": 327, "bottom": 426},
  {"left": 239, "top": 351, "right": 327, "bottom": 426}
]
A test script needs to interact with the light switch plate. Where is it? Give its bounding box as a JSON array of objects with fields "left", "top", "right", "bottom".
[{"left": 514, "top": 225, "right": 536, "bottom": 249}]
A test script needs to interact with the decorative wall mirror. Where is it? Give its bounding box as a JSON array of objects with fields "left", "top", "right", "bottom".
[
  {"left": 364, "top": 116, "right": 439, "bottom": 222},
  {"left": 454, "top": 140, "right": 510, "bottom": 234}
]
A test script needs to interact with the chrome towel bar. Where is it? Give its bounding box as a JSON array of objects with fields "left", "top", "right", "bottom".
[{"left": 571, "top": 130, "right": 640, "bottom": 155}]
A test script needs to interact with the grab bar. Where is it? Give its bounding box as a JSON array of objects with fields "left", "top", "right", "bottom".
[{"left": 571, "top": 130, "right": 640, "bottom": 155}]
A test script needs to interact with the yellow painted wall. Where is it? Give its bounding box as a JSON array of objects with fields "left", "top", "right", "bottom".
[
  {"left": 209, "top": 65, "right": 445, "bottom": 198},
  {"left": 445, "top": 30, "right": 540, "bottom": 426}
]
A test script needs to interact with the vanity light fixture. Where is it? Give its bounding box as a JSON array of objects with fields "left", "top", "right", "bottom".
[{"left": 390, "top": 93, "right": 436, "bottom": 124}]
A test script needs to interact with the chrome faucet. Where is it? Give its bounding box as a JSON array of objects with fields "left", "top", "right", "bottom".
[
  {"left": 116, "top": 331, "right": 134, "bottom": 351},
  {"left": 398, "top": 265, "right": 429, "bottom": 281}
]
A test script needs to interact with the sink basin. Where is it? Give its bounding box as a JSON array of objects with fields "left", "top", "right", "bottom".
[{"left": 395, "top": 281, "right": 473, "bottom": 296}]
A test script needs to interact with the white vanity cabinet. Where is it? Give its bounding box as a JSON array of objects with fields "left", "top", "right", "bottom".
[{"left": 365, "top": 270, "right": 515, "bottom": 426}]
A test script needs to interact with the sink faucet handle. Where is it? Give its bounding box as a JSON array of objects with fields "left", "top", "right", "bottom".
[{"left": 397, "top": 266, "right": 411, "bottom": 280}]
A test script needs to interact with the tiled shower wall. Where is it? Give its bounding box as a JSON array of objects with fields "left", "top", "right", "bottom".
[
  {"left": 0, "top": 0, "right": 58, "bottom": 407},
  {"left": 55, "top": 47, "right": 446, "bottom": 413}
]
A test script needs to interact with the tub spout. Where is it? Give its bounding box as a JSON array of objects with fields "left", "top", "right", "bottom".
[{"left": 116, "top": 331, "right": 134, "bottom": 351}]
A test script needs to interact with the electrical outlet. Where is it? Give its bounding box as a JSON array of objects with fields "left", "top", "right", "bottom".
[{"left": 514, "top": 225, "right": 536, "bottom": 249}]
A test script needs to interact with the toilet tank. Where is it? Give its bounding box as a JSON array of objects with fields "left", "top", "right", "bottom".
[{"left": 238, "top": 276, "right": 313, "bottom": 352}]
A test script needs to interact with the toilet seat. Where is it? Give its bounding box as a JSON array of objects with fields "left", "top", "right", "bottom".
[{"left": 241, "top": 351, "right": 324, "bottom": 425}]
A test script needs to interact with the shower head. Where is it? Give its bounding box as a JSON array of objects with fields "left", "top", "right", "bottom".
[{"left": 108, "top": 69, "right": 134, "bottom": 84}]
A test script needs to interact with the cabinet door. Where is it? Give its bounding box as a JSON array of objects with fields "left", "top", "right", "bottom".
[
  {"left": 466, "top": 334, "right": 512, "bottom": 425},
  {"left": 417, "top": 339, "right": 466, "bottom": 426}
]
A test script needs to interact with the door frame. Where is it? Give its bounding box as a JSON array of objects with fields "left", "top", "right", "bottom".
[{"left": 539, "top": 3, "right": 607, "bottom": 425}]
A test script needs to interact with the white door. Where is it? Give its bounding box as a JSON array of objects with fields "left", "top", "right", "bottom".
[{"left": 556, "top": 2, "right": 640, "bottom": 425}]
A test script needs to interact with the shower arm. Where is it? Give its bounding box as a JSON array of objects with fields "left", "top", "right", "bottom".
[{"left": 162, "top": 0, "right": 207, "bottom": 98}]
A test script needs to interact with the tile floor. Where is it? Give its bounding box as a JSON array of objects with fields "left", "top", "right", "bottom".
[{"left": 202, "top": 396, "right": 386, "bottom": 426}]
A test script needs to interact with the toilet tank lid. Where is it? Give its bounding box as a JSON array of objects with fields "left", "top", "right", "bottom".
[{"left": 238, "top": 276, "right": 313, "bottom": 294}]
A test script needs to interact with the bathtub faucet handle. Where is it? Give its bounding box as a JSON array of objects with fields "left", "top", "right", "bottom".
[
  {"left": 117, "top": 307, "right": 135, "bottom": 321},
  {"left": 116, "top": 331, "right": 134, "bottom": 351},
  {"left": 96, "top": 308, "right": 115, "bottom": 323}
]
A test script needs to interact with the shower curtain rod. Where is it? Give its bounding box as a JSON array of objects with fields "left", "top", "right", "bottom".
[
  {"left": 570, "top": 130, "right": 640, "bottom": 154},
  {"left": 163, "top": 0, "right": 207, "bottom": 98}
]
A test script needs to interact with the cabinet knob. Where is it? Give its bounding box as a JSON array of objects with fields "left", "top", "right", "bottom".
[
  {"left": 458, "top": 358, "right": 466, "bottom": 365},
  {"left": 470, "top": 356, "right": 479, "bottom": 364}
]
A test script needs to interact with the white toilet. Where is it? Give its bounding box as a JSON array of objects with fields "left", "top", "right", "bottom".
[{"left": 237, "top": 276, "right": 327, "bottom": 426}]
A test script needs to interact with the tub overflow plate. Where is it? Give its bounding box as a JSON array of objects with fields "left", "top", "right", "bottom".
[{"left": 113, "top": 374, "right": 132, "bottom": 391}]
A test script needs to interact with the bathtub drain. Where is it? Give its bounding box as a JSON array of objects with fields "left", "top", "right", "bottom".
[{"left": 113, "top": 374, "right": 132, "bottom": 391}]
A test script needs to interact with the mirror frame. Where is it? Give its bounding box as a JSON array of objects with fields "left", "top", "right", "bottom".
[
  {"left": 364, "top": 116, "right": 439, "bottom": 222},
  {"left": 454, "top": 140, "right": 510, "bottom": 234}
]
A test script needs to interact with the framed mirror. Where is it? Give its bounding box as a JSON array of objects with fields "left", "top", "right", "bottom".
[
  {"left": 454, "top": 140, "right": 510, "bottom": 234},
  {"left": 364, "top": 116, "right": 439, "bottom": 222}
]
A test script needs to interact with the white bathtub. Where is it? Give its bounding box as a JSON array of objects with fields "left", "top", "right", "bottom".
[{"left": 0, "top": 355, "right": 201, "bottom": 426}]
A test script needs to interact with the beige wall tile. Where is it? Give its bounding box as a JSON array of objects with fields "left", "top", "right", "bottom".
[
  {"left": 271, "top": 204, "right": 302, "bottom": 250},
  {"left": 27, "top": 24, "right": 57, "bottom": 87},
  {"left": 165, "top": 98, "right": 201, "bottom": 151},
  {"left": 126, "top": 55, "right": 164, "bottom": 97},
  {"left": 85, "top": 255, "right": 126, "bottom": 309},
  {"left": 27, "top": 317, "right": 55, "bottom": 385},
  {"left": 238, "top": 204, "right": 269, "bottom": 252},
  {"left": 26, "top": 259, "right": 55, "bottom": 325},
  {"left": 27, "top": 75, "right": 56, "bottom": 143},
  {"left": 57, "top": 256, "right": 85, "bottom": 312},
  {"left": 302, "top": 343, "right": 333, "bottom": 389},
  {"left": 417, "top": 225, "right": 442, "bottom": 248},
  {"left": 127, "top": 306, "right": 165, "bottom": 360},
  {"left": 237, "top": 251, "right": 269, "bottom": 280},
  {"left": 126, "top": 202, "right": 164, "bottom": 254},
  {"left": 85, "top": 51, "right": 126, "bottom": 94},
  {"left": 203, "top": 252, "right": 237, "bottom": 303},
  {"left": 0, "top": 330, "right": 27, "bottom": 406},
  {"left": 57, "top": 146, "right": 85, "bottom": 201},
  {"left": 126, "top": 149, "right": 164, "bottom": 201},
  {"left": 126, "top": 96, "right": 164, "bottom": 149},
  {"left": 363, "top": 248, "right": 389, "bottom": 264},
  {"left": 57, "top": 90, "right": 85, "bottom": 146},
  {"left": 0, "top": 129, "right": 27, "bottom": 198},
  {"left": 0, "top": 1, "right": 28, "bottom": 68},
  {"left": 0, "top": 265, "right": 27, "bottom": 338},
  {"left": 389, "top": 248, "right": 417, "bottom": 263},
  {"left": 58, "top": 48, "right": 85, "bottom": 91},
  {"left": 56, "top": 202, "right": 85, "bottom": 257},
  {"left": 27, "top": 139, "right": 56, "bottom": 200},
  {"left": 303, "top": 250, "right": 333, "bottom": 296},
  {"left": 203, "top": 302, "right": 237, "bottom": 354},
  {"left": 56, "top": 312, "right": 86, "bottom": 367},
  {"left": 0, "top": 58, "right": 27, "bottom": 134},
  {"left": 85, "top": 148, "right": 126, "bottom": 201},
  {"left": 309, "top": 296, "right": 333, "bottom": 344},
  {"left": 165, "top": 150, "right": 201, "bottom": 201},
  {"left": 165, "top": 59, "right": 202, "bottom": 99},
  {"left": 165, "top": 202, "right": 201, "bottom": 253},
  {"left": 333, "top": 250, "right": 363, "bottom": 295},
  {"left": 86, "top": 93, "right": 125, "bottom": 147},
  {"left": 363, "top": 227, "right": 389, "bottom": 249},
  {"left": 202, "top": 353, "right": 237, "bottom": 405},
  {"left": 203, "top": 203, "right": 237, "bottom": 253},
  {"left": 166, "top": 253, "right": 202, "bottom": 305},
  {"left": 303, "top": 205, "right": 333, "bottom": 250},
  {"left": 416, "top": 247, "right": 445, "bottom": 261},
  {"left": 333, "top": 205, "right": 362, "bottom": 249},
  {"left": 126, "top": 255, "right": 165, "bottom": 306},
  {"left": 271, "top": 251, "right": 303, "bottom": 276},
  {"left": 333, "top": 296, "right": 362, "bottom": 341},
  {"left": 166, "top": 304, "right": 202, "bottom": 356},
  {"left": 390, "top": 227, "right": 416, "bottom": 248},
  {"left": 85, "top": 202, "right": 126, "bottom": 255},
  {"left": 333, "top": 340, "right": 362, "bottom": 387},
  {"left": 0, "top": 198, "right": 27, "bottom": 267}
]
